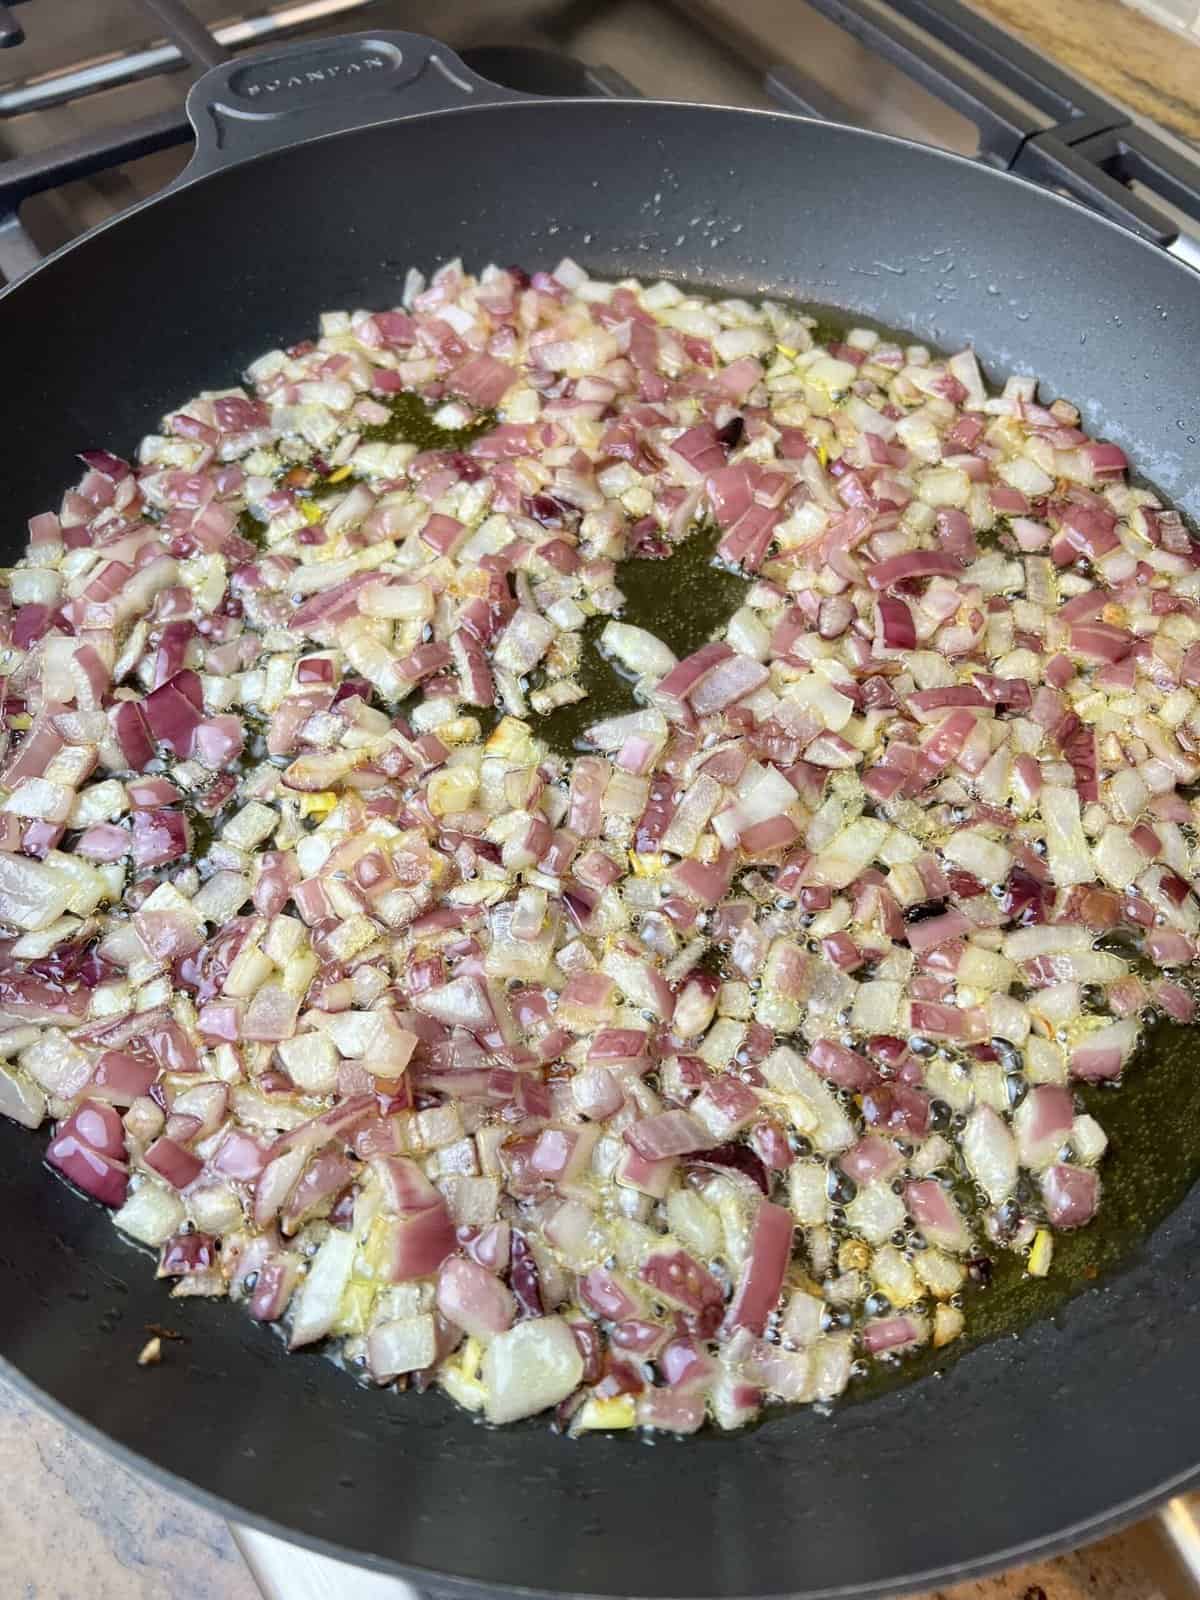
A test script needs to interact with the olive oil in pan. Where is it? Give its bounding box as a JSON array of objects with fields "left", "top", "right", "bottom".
[
  {"left": 235, "top": 509, "right": 266, "bottom": 548},
  {"left": 849, "top": 1017, "right": 1200, "bottom": 1404},
  {"left": 356, "top": 390, "right": 498, "bottom": 453},
  {"left": 539, "top": 521, "right": 750, "bottom": 755}
]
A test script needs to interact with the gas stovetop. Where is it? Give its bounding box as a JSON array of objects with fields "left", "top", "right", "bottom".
[
  {"left": 2, "top": 1, "right": 1200, "bottom": 1595},
  {"left": 1, "top": 0, "right": 1198, "bottom": 287}
]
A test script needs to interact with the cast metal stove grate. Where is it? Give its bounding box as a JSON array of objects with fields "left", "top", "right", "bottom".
[
  {"left": 0, "top": 0, "right": 1198, "bottom": 287},
  {"left": 1, "top": 0, "right": 1200, "bottom": 1594}
]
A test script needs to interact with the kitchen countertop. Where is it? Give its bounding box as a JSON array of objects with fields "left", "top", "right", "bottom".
[
  {"left": 0, "top": 1368, "right": 1181, "bottom": 1600},
  {"left": 967, "top": 0, "right": 1200, "bottom": 142},
  {"left": 0, "top": 1373, "right": 258, "bottom": 1600}
]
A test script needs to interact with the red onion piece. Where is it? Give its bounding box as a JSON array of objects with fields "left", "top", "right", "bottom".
[
  {"left": 1014, "top": 1085, "right": 1075, "bottom": 1170},
  {"left": 144, "top": 1136, "right": 204, "bottom": 1190},
  {"left": 160, "top": 1231, "right": 218, "bottom": 1276},
  {"left": 862, "top": 1316, "right": 920, "bottom": 1355},
  {"left": 866, "top": 552, "right": 963, "bottom": 589},
  {"left": 89, "top": 1053, "right": 157, "bottom": 1106},
  {"left": 640, "top": 1248, "right": 724, "bottom": 1332},
  {"left": 580, "top": 1266, "right": 639, "bottom": 1321},
  {"left": 625, "top": 1110, "right": 716, "bottom": 1160},
  {"left": 46, "top": 1134, "right": 128, "bottom": 1207},
  {"left": 437, "top": 1256, "right": 516, "bottom": 1339},
  {"left": 212, "top": 1129, "right": 269, "bottom": 1181},
  {"left": 841, "top": 1135, "right": 903, "bottom": 1187},
  {"left": 808, "top": 1038, "right": 878, "bottom": 1092},
  {"left": 1041, "top": 1164, "right": 1099, "bottom": 1228},
  {"left": 449, "top": 354, "right": 515, "bottom": 408},
  {"left": 382, "top": 1203, "right": 457, "bottom": 1282},
  {"left": 722, "top": 1201, "right": 792, "bottom": 1336},
  {"left": 141, "top": 669, "right": 204, "bottom": 756},
  {"left": 904, "top": 1179, "right": 969, "bottom": 1251},
  {"left": 283, "top": 1151, "right": 356, "bottom": 1231},
  {"left": 509, "top": 1229, "right": 544, "bottom": 1319},
  {"left": 131, "top": 807, "right": 190, "bottom": 869}
]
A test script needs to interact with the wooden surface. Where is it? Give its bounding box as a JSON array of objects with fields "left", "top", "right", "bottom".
[{"left": 968, "top": 0, "right": 1200, "bottom": 142}]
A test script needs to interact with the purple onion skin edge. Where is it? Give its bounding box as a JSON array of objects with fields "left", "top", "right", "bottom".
[{"left": 686, "top": 1142, "right": 769, "bottom": 1195}]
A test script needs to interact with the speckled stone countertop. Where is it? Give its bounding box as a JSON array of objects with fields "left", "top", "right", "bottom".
[
  {"left": 967, "top": 0, "right": 1200, "bottom": 142},
  {"left": 0, "top": 1374, "right": 258, "bottom": 1600},
  {"left": 0, "top": 1368, "right": 1181, "bottom": 1599}
]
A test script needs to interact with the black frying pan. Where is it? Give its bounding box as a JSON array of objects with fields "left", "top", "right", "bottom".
[{"left": 1, "top": 30, "right": 1199, "bottom": 1600}]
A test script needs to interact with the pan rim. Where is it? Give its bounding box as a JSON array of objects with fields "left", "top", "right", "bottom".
[
  {"left": 2, "top": 93, "right": 1198, "bottom": 310},
  {"left": 3, "top": 1339, "right": 1199, "bottom": 1599}
]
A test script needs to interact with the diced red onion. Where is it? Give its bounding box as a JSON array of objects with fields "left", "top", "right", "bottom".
[
  {"left": 144, "top": 1136, "right": 203, "bottom": 1191},
  {"left": 1041, "top": 1164, "right": 1099, "bottom": 1228}
]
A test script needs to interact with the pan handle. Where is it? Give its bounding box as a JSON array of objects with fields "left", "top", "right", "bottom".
[{"left": 182, "top": 30, "right": 530, "bottom": 184}]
